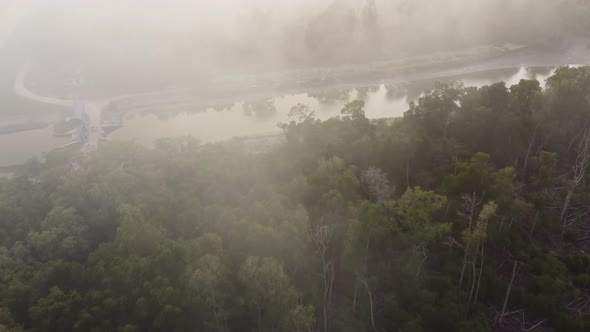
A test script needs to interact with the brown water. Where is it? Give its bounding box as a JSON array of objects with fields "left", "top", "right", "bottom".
[
  {"left": 110, "top": 66, "right": 558, "bottom": 146},
  {"left": 0, "top": 65, "right": 567, "bottom": 167},
  {"left": 110, "top": 88, "right": 410, "bottom": 145},
  {"left": 0, "top": 125, "right": 68, "bottom": 166}
]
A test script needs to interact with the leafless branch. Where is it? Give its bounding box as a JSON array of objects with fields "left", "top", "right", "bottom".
[{"left": 496, "top": 260, "right": 519, "bottom": 327}]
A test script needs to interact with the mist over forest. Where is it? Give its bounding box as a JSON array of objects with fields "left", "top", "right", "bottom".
[
  {"left": 17, "top": 0, "right": 590, "bottom": 83},
  {"left": 2, "top": 1, "right": 590, "bottom": 332}
]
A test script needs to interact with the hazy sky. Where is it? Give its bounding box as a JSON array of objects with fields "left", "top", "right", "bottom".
[
  {"left": 1, "top": 0, "right": 587, "bottom": 93},
  {"left": 12, "top": 1, "right": 582, "bottom": 55}
]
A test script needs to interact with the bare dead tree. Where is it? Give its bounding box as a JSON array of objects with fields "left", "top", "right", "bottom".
[
  {"left": 496, "top": 260, "right": 519, "bottom": 328},
  {"left": 443, "top": 106, "right": 455, "bottom": 138},
  {"left": 444, "top": 236, "right": 464, "bottom": 249},
  {"left": 498, "top": 216, "right": 506, "bottom": 232},
  {"left": 415, "top": 244, "right": 428, "bottom": 278},
  {"left": 567, "top": 291, "right": 590, "bottom": 316},
  {"left": 356, "top": 274, "right": 376, "bottom": 331},
  {"left": 493, "top": 311, "right": 547, "bottom": 332},
  {"left": 474, "top": 241, "right": 484, "bottom": 304},
  {"left": 355, "top": 238, "right": 371, "bottom": 311},
  {"left": 467, "top": 202, "right": 496, "bottom": 304},
  {"left": 361, "top": 167, "right": 394, "bottom": 203},
  {"left": 567, "top": 119, "right": 590, "bottom": 152},
  {"left": 311, "top": 224, "right": 335, "bottom": 332},
  {"left": 561, "top": 129, "right": 590, "bottom": 231},
  {"left": 468, "top": 246, "right": 479, "bottom": 304},
  {"left": 525, "top": 319, "right": 546, "bottom": 332}
]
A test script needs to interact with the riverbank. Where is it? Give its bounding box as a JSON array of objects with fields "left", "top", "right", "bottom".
[
  {"left": 0, "top": 121, "right": 47, "bottom": 135},
  {"left": 95, "top": 40, "right": 590, "bottom": 119},
  {"left": 3, "top": 37, "right": 589, "bottom": 170}
]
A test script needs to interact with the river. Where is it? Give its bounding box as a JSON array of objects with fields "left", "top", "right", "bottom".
[
  {"left": 106, "top": 66, "right": 562, "bottom": 145},
  {"left": 0, "top": 64, "right": 580, "bottom": 168},
  {"left": 0, "top": 2, "right": 588, "bottom": 168}
]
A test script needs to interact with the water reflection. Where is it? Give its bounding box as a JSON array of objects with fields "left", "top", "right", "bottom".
[
  {"left": 114, "top": 66, "right": 560, "bottom": 146},
  {"left": 461, "top": 66, "right": 557, "bottom": 89},
  {"left": 111, "top": 86, "right": 414, "bottom": 146},
  {"left": 0, "top": 125, "right": 68, "bottom": 167},
  {"left": 0, "top": 65, "right": 574, "bottom": 165}
]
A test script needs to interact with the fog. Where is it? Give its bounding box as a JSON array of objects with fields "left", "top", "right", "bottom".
[
  {"left": 9, "top": 0, "right": 588, "bottom": 93},
  {"left": 2, "top": 3, "right": 590, "bottom": 331},
  {"left": 0, "top": 0, "right": 589, "bottom": 167}
]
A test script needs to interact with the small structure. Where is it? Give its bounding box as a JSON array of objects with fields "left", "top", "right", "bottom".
[
  {"left": 64, "top": 101, "right": 88, "bottom": 143},
  {"left": 70, "top": 101, "right": 87, "bottom": 123}
]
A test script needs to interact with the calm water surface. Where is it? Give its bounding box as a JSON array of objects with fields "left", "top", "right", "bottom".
[{"left": 0, "top": 66, "right": 566, "bottom": 167}]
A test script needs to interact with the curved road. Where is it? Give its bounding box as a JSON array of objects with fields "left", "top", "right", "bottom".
[
  {"left": 6, "top": 1, "right": 589, "bottom": 152},
  {"left": 14, "top": 61, "right": 105, "bottom": 150},
  {"left": 14, "top": 60, "right": 160, "bottom": 151}
]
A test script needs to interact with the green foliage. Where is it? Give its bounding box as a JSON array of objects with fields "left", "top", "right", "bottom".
[
  {"left": 399, "top": 319, "right": 424, "bottom": 332},
  {"left": 25, "top": 207, "right": 87, "bottom": 262},
  {"left": 341, "top": 100, "right": 366, "bottom": 121},
  {"left": 393, "top": 187, "right": 449, "bottom": 244},
  {"left": 281, "top": 305, "right": 316, "bottom": 332},
  {"left": 0, "top": 306, "right": 24, "bottom": 332},
  {"left": 1, "top": 66, "right": 590, "bottom": 331},
  {"left": 114, "top": 205, "right": 165, "bottom": 256},
  {"left": 29, "top": 287, "right": 82, "bottom": 332},
  {"left": 238, "top": 256, "right": 298, "bottom": 330},
  {"left": 287, "top": 103, "right": 316, "bottom": 124}
]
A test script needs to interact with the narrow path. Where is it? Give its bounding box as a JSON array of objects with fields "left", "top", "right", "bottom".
[
  {"left": 14, "top": 61, "right": 72, "bottom": 107},
  {"left": 13, "top": 60, "right": 147, "bottom": 150}
]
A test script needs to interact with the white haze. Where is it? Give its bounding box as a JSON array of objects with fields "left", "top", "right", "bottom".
[
  {"left": 14, "top": 0, "right": 589, "bottom": 81},
  {"left": 0, "top": 1, "right": 588, "bottom": 167}
]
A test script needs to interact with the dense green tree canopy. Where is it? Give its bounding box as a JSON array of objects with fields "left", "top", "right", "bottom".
[{"left": 1, "top": 66, "right": 590, "bottom": 331}]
